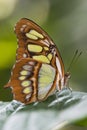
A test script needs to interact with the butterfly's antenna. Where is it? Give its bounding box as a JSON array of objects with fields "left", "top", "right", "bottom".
[
  {"left": 74, "top": 51, "right": 82, "bottom": 64},
  {"left": 67, "top": 50, "right": 82, "bottom": 72}
]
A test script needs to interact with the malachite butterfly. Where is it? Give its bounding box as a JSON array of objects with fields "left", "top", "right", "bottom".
[{"left": 4, "top": 18, "right": 70, "bottom": 104}]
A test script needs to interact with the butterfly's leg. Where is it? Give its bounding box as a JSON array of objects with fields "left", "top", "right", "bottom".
[{"left": 55, "top": 89, "right": 59, "bottom": 100}]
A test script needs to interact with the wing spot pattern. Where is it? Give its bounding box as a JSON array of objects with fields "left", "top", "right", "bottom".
[
  {"left": 23, "top": 53, "right": 27, "bottom": 58},
  {"left": 23, "top": 87, "right": 32, "bottom": 94},
  {"left": 19, "top": 76, "right": 26, "bottom": 80},
  {"left": 20, "top": 70, "right": 30, "bottom": 76},
  {"left": 26, "top": 29, "right": 44, "bottom": 40},
  {"left": 20, "top": 24, "right": 27, "bottom": 32},
  {"left": 21, "top": 80, "right": 31, "bottom": 87},
  {"left": 28, "top": 44, "right": 42, "bottom": 53}
]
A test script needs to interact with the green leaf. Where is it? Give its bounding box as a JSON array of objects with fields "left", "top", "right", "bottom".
[{"left": 0, "top": 88, "right": 87, "bottom": 130}]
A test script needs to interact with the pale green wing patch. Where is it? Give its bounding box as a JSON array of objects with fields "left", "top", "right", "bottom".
[{"left": 38, "top": 64, "right": 56, "bottom": 100}]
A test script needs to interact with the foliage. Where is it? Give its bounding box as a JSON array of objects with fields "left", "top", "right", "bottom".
[{"left": 0, "top": 88, "right": 87, "bottom": 130}]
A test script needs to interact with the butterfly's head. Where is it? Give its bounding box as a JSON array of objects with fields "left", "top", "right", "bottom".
[{"left": 64, "top": 72, "right": 71, "bottom": 87}]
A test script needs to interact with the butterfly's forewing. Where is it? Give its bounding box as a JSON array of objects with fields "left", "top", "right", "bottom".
[
  {"left": 15, "top": 18, "right": 55, "bottom": 60},
  {"left": 15, "top": 18, "right": 65, "bottom": 87},
  {"left": 5, "top": 18, "right": 65, "bottom": 104}
]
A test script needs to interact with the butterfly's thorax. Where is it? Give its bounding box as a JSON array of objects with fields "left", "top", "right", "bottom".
[{"left": 4, "top": 18, "right": 67, "bottom": 104}]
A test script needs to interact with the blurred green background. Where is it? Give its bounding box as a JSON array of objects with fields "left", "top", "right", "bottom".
[{"left": 0, "top": 0, "right": 87, "bottom": 101}]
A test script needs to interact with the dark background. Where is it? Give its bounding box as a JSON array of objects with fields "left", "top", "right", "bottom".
[{"left": 0, "top": 0, "right": 87, "bottom": 101}]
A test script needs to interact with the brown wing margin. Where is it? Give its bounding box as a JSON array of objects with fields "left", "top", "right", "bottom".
[{"left": 4, "top": 58, "right": 42, "bottom": 104}]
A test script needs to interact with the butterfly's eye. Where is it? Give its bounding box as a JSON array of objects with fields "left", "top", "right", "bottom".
[{"left": 64, "top": 72, "right": 71, "bottom": 86}]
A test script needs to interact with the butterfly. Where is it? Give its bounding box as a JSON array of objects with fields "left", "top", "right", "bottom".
[{"left": 4, "top": 18, "right": 70, "bottom": 104}]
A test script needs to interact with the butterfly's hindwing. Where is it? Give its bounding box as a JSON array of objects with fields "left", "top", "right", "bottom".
[{"left": 5, "top": 58, "right": 57, "bottom": 103}]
